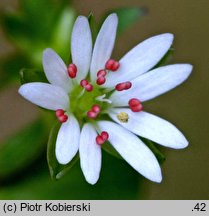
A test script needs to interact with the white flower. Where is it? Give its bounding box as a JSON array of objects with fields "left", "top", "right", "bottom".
[{"left": 18, "top": 13, "right": 192, "bottom": 185}]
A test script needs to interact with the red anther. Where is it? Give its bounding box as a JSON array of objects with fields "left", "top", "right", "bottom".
[
  {"left": 58, "top": 114, "right": 68, "bottom": 123},
  {"left": 68, "top": 63, "right": 77, "bottom": 78},
  {"left": 101, "top": 131, "right": 109, "bottom": 140},
  {"left": 97, "top": 70, "right": 107, "bottom": 77},
  {"left": 55, "top": 109, "right": 65, "bottom": 117},
  {"left": 85, "top": 84, "right": 93, "bottom": 92},
  {"left": 96, "top": 76, "right": 106, "bottom": 85},
  {"left": 130, "top": 104, "right": 143, "bottom": 112},
  {"left": 87, "top": 111, "right": 97, "bottom": 119},
  {"left": 96, "top": 135, "right": 105, "bottom": 145},
  {"left": 80, "top": 79, "right": 88, "bottom": 87},
  {"left": 128, "top": 98, "right": 140, "bottom": 107},
  {"left": 105, "top": 59, "right": 120, "bottom": 71},
  {"left": 112, "top": 61, "right": 120, "bottom": 71},
  {"left": 92, "top": 105, "right": 101, "bottom": 113},
  {"left": 115, "top": 83, "right": 126, "bottom": 91},
  {"left": 124, "top": 81, "right": 132, "bottom": 90},
  {"left": 105, "top": 59, "right": 115, "bottom": 70}
]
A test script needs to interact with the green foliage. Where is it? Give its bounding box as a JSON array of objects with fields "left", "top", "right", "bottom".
[
  {"left": 0, "top": 151, "right": 141, "bottom": 199},
  {"left": 20, "top": 68, "right": 48, "bottom": 84},
  {"left": 107, "top": 7, "right": 147, "bottom": 34},
  {"left": 47, "top": 122, "right": 79, "bottom": 180},
  {"left": 0, "top": 119, "right": 48, "bottom": 180}
]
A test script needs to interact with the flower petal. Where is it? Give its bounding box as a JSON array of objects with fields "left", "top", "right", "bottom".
[
  {"left": 71, "top": 16, "right": 92, "bottom": 82},
  {"left": 104, "top": 33, "right": 174, "bottom": 88},
  {"left": 110, "top": 64, "right": 193, "bottom": 106},
  {"left": 18, "top": 82, "right": 69, "bottom": 110},
  {"left": 98, "top": 121, "right": 162, "bottom": 182},
  {"left": 90, "top": 13, "right": 118, "bottom": 81},
  {"left": 79, "top": 123, "right": 101, "bottom": 185},
  {"left": 109, "top": 108, "right": 188, "bottom": 149},
  {"left": 43, "top": 48, "right": 71, "bottom": 92},
  {"left": 55, "top": 115, "right": 80, "bottom": 164}
]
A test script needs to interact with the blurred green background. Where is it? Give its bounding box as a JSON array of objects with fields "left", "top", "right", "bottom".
[{"left": 0, "top": 0, "right": 208, "bottom": 199}]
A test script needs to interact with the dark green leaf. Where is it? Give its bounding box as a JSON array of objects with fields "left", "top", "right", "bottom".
[
  {"left": 0, "top": 151, "right": 141, "bottom": 199},
  {"left": 47, "top": 122, "right": 79, "bottom": 180},
  {"left": 141, "top": 138, "right": 166, "bottom": 164},
  {"left": 102, "top": 141, "right": 122, "bottom": 160},
  {"left": 0, "top": 119, "right": 48, "bottom": 180},
  {"left": 19, "top": 68, "right": 48, "bottom": 84}
]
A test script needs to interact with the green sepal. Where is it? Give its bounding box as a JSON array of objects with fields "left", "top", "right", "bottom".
[
  {"left": 0, "top": 119, "right": 48, "bottom": 180},
  {"left": 51, "top": 7, "right": 76, "bottom": 62},
  {"left": 154, "top": 48, "right": 174, "bottom": 68},
  {"left": 19, "top": 68, "right": 48, "bottom": 84},
  {"left": 88, "top": 12, "right": 99, "bottom": 43},
  {"left": 105, "top": 7, "right": 147, "bottom": 35},
  {"left": 102, "top": 141, "right": 122, "bottom": 160},
  {"left": 47, "top": 122, "right": 79, "bottom": 180},
  {"left": 141, "top": 137, "right": 166, "bottom": 164}
]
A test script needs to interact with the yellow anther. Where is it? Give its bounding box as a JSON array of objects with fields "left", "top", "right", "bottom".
[{"left": 117, "top": 112, "right": 129, "bottom": 123}]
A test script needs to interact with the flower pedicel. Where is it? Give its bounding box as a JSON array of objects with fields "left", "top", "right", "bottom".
[{"left": 19, "top": 13, "right": 193, "bottom": 184}]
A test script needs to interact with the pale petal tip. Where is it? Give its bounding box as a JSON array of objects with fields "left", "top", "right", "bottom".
[
  {"left": 107, "top": 13, "right": 118, "bottom": 23},
  {"left": 85, "top": 176, "right": 99, "bottom": 185},
  {"left": 55, "top": 151, "right": 71, "bottom": 165}
]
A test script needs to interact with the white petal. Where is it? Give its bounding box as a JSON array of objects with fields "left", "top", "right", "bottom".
[
  {"left": 55, "top": 115, "right": 80, "bottom": 164},
  {"left": 18, "top": 82, "right": 69, "bottom": 110},
  {"left": 98, "top": 121, "right": 162, "bottom": 182},
  {"left": 90, "top": 13, "right": 118, "bottom": 81},
  {"left": 109, "top": 108, "right": 188, "bottom": 149},
  {"left": 110, "top": 64, "right": 193, "bottom": 106},
  {"left": 79, "top": 123, "right": 101, "bottom": 185},
  {"left": 71, "top": 16, "right": 92, "bottom": 82},
  {"left": 104, "top": 33, "right": 174, "bottom": 88},
  {"left": 43, "top": 48, "right": 71, "bottom": 92}
]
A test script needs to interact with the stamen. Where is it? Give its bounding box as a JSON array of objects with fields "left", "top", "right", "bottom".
[
  {"left": 80, "top": 79, "right": 88, "bottom": 87},
  {"left": 87, "top": 104, "right": 101, "bottom": 119},
  {"left": 92, "top": 105, "right": 101, "bottom": 113},
  {"left": 58, "top": 114, "right": 68, "bottom": 123},
  {"left": 96, "top": 131, "right": 109, "bottom": 145},
  {"left": 80, "top": 79, "right": 93, "bottom": 92},
  {"left": 97, "top": 70, "right": 107, "bottom": 77},
  {"left": 95, "top": 94, "right": 112, "bottom": 104},
  {"left": 87, "top": 111, "right": 97, "bottom": 119},
  {"left": 105, "top": 59, "right": 120, "bottom": 71},
  {"left": 117, "top": 112, "right": 129, "bottom": 123},
  {"left": 85, "top": 84, "right": 93, "bottom": 92},
  {"left": 55, "top": 109, "right": 65, "bottom": 117},
  {"left": 128, "top": 98, "right": 143, "bottom": 112},
  {"left": 115, "top": 81, "right": 132, "bottom": 91},
  {"left": 68, "top": 63, "right": 77, "bottom": 78},
  {"left": 55, "top": 109, "right": 68, "bottom": 123},
  {"left": 96, "top": 76, "right": 106, "bottom": 85}
]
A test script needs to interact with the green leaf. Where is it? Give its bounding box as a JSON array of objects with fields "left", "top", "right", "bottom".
[
  {"left": 0, "top": 55, "right": 29, "bottom": 89},
  {"left": 141, "top": 138, "right": 166, "bottom": 164},
  {"left": 108, "top": 7, "right": 148, "bottom": 34},
  {"left": 88, "top": 12, "right": 99, "bottom": 43},
  {"left": 0, "top": 119, "right": 48, "bottom": 180},
  {"left": 47, "top": 122, "right": 79, "bottom": 180},
  {"left": 19, "top": 68, "right": 48, "bottom": 84},
  {"left": 154, "top": 48, "right": 174, "bottom": 68},
  {"left": 0, "top": 151, "right": 141, "bottom": 199}
]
